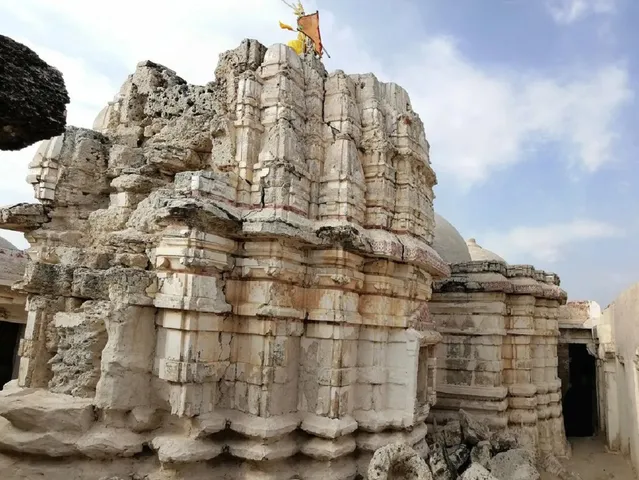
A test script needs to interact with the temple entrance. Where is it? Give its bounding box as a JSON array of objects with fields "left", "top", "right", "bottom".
[
  {"left": 563, "top": 343, "right": 597, "bottom": 437},
  {"left": 0, "top": 321, "right": 22, "bottom": 390}
]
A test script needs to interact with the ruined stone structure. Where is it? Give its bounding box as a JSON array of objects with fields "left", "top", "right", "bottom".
[
  {"left": 0, "top": 40, "right": 449, "bottom": 479},
  {"left": 428, "top": 220, "right": 570, "bottom": 459}
]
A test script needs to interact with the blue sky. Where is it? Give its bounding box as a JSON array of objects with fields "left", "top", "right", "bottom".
[{"left": 0, "top": 0, "right": 636, "bottom": 307}]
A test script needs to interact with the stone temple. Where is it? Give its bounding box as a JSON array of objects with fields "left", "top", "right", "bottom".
[{"left": 0, "top": 38, "right": 635, "bottom": 479}]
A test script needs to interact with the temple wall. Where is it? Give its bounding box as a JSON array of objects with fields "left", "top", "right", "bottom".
[{"left": 0, "top": 40, "right": 449, "bottom": 480}]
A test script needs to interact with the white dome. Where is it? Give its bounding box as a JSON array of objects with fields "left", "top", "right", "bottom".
[
  {"left": 466, "top": 238, "right": 507, "bottom": 264},
  {"left": 432, "top": 214, "right": 472, "bottom": 264}
]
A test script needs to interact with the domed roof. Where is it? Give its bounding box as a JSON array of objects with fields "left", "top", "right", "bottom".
[
  {"left": 0, "top": 236, "right": 18, "bottom": 250},
  {"left": 432, "top": 214, "right": 472, "bottom": 264},
  {"left": 466, "top": 238, "right": 507, "bottom": 264}
]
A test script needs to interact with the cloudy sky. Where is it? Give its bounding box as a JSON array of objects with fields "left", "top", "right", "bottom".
[{"left": 1, "top": 0, "right": 636, "bottom": 307}]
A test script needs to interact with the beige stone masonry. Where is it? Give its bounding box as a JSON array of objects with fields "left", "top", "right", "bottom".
[
  {"left": 0, "top": 39, "right": 449, "bottom": 479},
  {"left": 429, "top": 259, "right": 570, "bottom": 459}
]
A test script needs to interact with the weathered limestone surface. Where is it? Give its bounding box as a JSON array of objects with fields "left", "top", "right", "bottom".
[
  {"left": 367, "top": 443, "right": 432, "bottom": 480},
  {"left": 0, "top": 35, "right": 69, "bottom": 150},
  {"left": 429, "top": 225, "right": 570, "bottom": 460},
  {"left": 0, "top": 39, "right": 449, "bottom": 479}
]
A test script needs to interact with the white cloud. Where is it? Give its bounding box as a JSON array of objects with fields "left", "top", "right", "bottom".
[
  {"left": 0, "top": 144, "right": 38, "bottom": 250},
  {"left": 482, "top": 219, "right": 624, "bottom": 264},
  {"left": 545, "top": 0, "right": 616, "bottom": 24},
  {"left": 0, "top": 0, "right": 632, "bottom": 222},
  {"left": 394, "top": 38, "right": 632, "bottom": 186},
  {"left": 0, "top": 0, "right": 376, "bottom": 250}
]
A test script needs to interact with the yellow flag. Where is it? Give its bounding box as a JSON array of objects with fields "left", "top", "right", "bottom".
[{"left": 279, "top": 21, "right": 295, "bottom": 32}]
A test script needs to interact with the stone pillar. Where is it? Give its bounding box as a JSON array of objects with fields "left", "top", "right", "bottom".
[
  {"left": 299, "top": 248, "right": 362, "bottom": 478},
  {"left": 153, "top": 229, "right": 235, "bottom": 419},
  {"left": 540, "top": 273, "right": 570, "bottom": 458},
  {"left": 532, "top": 275, "right": 552, "bottom": 456},
  {"left": 234, "top": 69, "right": 263, "bottom": 206},
  {"left": 430, "top": 261, "right": 510, "bottom": 429},
  {"left": 504, "top": 266, "right": 539, "bottom": 452},
  {"left": 17, "top": 295, "right": 62, "bottom": 388},
  {"left": 253, "top": 45, "right": 313, "bottom": 222}
]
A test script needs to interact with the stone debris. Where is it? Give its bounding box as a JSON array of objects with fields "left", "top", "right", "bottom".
[
  {"left": 487, "top": 449, "right": 540, "bottom": 480},
  {"left": 368, "top": 410, "right": 580, "bottom": 480},
  {"left": 441, "top": 421, "right": 463, "bottom": 447},
  {"left": 470, "top": 441, "right": 491, "bottom": 469},
  {"left": 489, "top": 430, "right": 519, "bottom": 454},
  {"left": 459, "top": 464, "right": 498, "bottom": 480},
  {"left": 367, "top": 443, "right": 433, "bottom": 480},
  {"left": 459, "top": 410, "right": 490, "bottom": 446},
  {"left": 0, "top": 35, "right": 69, "bottom": 150}
]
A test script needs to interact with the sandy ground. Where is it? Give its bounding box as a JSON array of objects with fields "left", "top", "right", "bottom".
[
  {"left": 0, "top": 436, "right": 635, "bottom": 479},
  {"left": 542, "top": 437, "right": 636, "bottom": 480}
]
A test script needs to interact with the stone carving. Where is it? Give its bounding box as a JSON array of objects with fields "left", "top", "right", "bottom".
[
  {"left": 0, "top": 35, "right": 69, "bottom": 150},
  {"left": 0, "top": 39, "right": 448, "bottom": 479}
]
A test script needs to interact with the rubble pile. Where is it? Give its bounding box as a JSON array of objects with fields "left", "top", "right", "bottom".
[{"left": 369, "top": 410, "right": 581, "bottom": 480}]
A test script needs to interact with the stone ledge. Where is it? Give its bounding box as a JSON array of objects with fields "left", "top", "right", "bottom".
[
  {"left": 0, "top": 388, "right": 94, "bottom": 433},
  {"left": 0, "top": 203, "right": 49, "bottom": 232},
  {"left": 75, "top": 427, "right": 145, "bottom": 458},
  {"left": 150, "top": 435, "right": 223, "bottom": 463},
  {"left": 0, "top": 417, "right": 79, "bottom": 457}
]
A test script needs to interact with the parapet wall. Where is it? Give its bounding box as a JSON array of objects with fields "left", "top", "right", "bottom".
[{"left": 0, "top": 39, "right": 449, "bottom": 479}]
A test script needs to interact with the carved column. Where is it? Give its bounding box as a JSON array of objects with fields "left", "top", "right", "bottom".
[
  {"left": 504, "top": 266, "right": 539, "bottom": 452},
  {"left": 430, "top": 261, "right": 510, "bottom": 429}
]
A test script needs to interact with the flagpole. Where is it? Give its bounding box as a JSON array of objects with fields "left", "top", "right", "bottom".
[{"left": 296, "top": 29, "right": 331, "bottom": 58}]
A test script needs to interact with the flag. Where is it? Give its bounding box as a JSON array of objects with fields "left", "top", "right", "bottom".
[
  {"left": 297, "top": 11, "right": 323, "bottom": 56},
  {"left": 279, "top": 21, "right": 296, "bottom": 32}
]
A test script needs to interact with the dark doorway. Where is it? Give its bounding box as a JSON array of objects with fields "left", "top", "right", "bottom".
[
  {"left": 0, "top": 321, "right": 21, "bottom": 390},
  {"left": 563, "top": 343, "right": 597, "bottom": 437}
]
